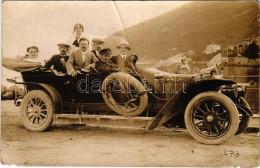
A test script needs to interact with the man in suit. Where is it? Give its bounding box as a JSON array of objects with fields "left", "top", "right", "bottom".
[
  {"left": 66, "top": 37, "right": 98, "bottom": 77},
  {"left": 44, "top": 43, "right": 70, "bottom": 75},
  {"left": 95, "top": 48, "right": 119, "bottom": 73},
  {"left": 110, "top": 40, "right": 131, "bottom": 69},
  {"left": 91, "top": 38, "right": 105, "bottom": 60}
]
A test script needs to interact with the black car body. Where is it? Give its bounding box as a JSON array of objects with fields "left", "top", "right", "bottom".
[{"left": 7, "top": 59, "right": 253, "bottom": 144}]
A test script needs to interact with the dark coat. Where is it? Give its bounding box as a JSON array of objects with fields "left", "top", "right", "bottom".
[
  {"left": 95, "top": 60, "right": 118, "bottom": 73},
  {"left": 44, "top": 54, "right": 69, "bottom": 73},
  {"left": 91, "top": 50, "right": 100, "bottom": 60},
  {"left": 110, "top": 55, "right": 127, "bottom": 68}
]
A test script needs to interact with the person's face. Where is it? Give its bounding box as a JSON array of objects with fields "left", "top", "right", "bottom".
[
  {"left": 75, "top": 25, "right": 83, "bottom": 36},
  {"left": 119, "top": 46, "right": 128, "bottom": 55},
  {"left": 101, "top": 52, "right": 111, "bottom": 62},
  {"left": 59, "top": 46, "right": 68, "bottom": 55},
  {"left": 79, "top": 40, "right": 89, "bottom": 52},
  {"left": 28, "top": 48, "right": 38, "bottom": 58},
  {"left": 93, "top": 42, "right": 102, "bottom": 51}
]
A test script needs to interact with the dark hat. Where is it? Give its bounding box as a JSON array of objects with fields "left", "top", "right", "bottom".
[
  {"left": 57, "top": 43, "right": 70, "bottom": 48},
  {"left": 100, "top": 48, "right": 112, "bottom": 55},
  {"left": 92, "top": 38, "right": 105, "bottom": 44},
  {"left": 26, "top": 46, "right": 39, "bottom": 52}
]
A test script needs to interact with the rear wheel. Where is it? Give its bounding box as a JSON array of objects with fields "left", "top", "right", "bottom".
[
  {"left": 185, "top": 92, "right": 239, "bottom": 144},
  {"left": 20, "top": 90, "right": 54, "bottom": 131}
]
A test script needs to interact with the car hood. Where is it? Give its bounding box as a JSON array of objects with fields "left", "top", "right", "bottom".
[{"left": 140, "top": 68, "right": 194, "bottom": 82}]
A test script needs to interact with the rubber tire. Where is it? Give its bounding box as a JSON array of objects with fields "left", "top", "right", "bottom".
[
  {"left": 20, "top": 90, "right": 54, "bottom": 131},
  {"left": 102, "top": 72, "right": 148, "bottom": 117},
  {"left": 235, "top": 97, "right": 251, "bottom": 135},
  {"left": 185, "top": 91, "right": 239, "bottom": 145}
]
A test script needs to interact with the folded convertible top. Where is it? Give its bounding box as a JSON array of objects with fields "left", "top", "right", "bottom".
[{"left": 2, "top": 57, "right": 41, "bottom": 72}]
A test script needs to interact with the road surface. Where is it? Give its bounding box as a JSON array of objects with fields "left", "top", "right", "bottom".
[{"left": 1, "top": 100, "right": 259, "bottom": 167}]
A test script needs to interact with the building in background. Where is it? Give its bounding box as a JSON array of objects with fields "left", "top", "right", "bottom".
[{"left": 205, "top": 42, "right": 221, "bottom": 54}]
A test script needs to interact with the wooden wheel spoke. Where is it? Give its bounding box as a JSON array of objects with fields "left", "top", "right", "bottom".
[
  {"left": 29, "top": 101, "right": 36, "bottom": 108},
  {"left": 37, "top": 117, "right": 40, "bottom": 124},
  {"left": 39, "top": 101, "right": 45, "bottom": 108},
  {"left": 214, "top": 105, "right": 221, "bottom": 113},
  {"left": 32, "top": 116, "right": 37, "bottom": 123},
  {"left": 204, "top": 103, "right": 210, "bottom": 112},
  {"left": 35, "top": 98, "right": 39, "bottom": 106},
  {"left": 208, "top": 126, "right": 212, "bottom": 135},
  {"left": 197, "top": 123, "right": 207, "bottom": 131},
  {"left": 218, "top": 118, "right": 228, "bottom": 122},
  {"left": 219, "top": 111, "right": 228, "bottom": 116},
  {"left": 40, "top": 113, "right": 47, "bottom": 118},
  {"left": 217, "top": 122, "right": 224, "bottom": 130},
  {"left": 28, "top": 114, "right": 35, "bottom": 119},
  {"left": 213, "top": 125, "right": 220, "bottom": 134},
  {"left": 194, "top": 115, "right": 204, "bottom": 119},
  {"left": 38, "top": 115, "right": 44, "bottom": 122},
  {"left": 197, "top": 107, "right": 206, "bottom": 114},
  {"left": 195, "top": 120, "right": 203, "bottom": 125},
  {"left": 40, "top": 109, "right": 47, "bottom": 113},
  {"left": 130, "top": 102, "right": 137, "bottom": 108}
]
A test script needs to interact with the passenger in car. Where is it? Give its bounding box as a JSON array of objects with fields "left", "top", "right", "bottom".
[
  {"left": 95, "top": 48, "right": 119, "bottom": 73},
  {"left": 91, "top": 38, "right": 105, "bottom": 60},
  {"left": 67, "top": 23, "right": 88, "bottom": 54},
  {"left": 110, "top": 40, "right": 131, "bottom": 69},
  {"left": 44, "top": 43, "right": 70, "bottom": 76},
  {"left": 176, "top": 58, "right": 190, "bottom": 74},
  {"left": 66, "top": 37, "right": 98, "bottom": 77},
  {"left": 16, "top": 46, "right": 39, "bottom": 61}
]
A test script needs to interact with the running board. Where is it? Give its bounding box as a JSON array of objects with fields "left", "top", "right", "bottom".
[{"left": 53, "top": 114, "right": 154, "bottom": 128}]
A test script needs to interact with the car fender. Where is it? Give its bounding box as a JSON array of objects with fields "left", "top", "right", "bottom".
[
  {"left": 236, "top": 105, "right": 253, "bottom": 117},
  {"left": 148, "top": 79, "right": 237, "bottom": 129},
  {"left": 25, "top": 83, "right": 62, "bottom": 114}
]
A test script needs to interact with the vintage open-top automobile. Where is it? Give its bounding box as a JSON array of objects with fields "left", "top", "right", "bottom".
[{"left": 5, "top": 55, "right": 252, "bottom": 144}]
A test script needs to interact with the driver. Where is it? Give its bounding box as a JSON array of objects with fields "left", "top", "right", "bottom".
[{"left": 95, "top": 48, "right": 119, "bottom": 73}]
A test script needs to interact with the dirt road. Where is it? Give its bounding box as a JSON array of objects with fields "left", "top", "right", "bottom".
[{"left": 1, "top": 100, "right": 259, "bottom": 167}]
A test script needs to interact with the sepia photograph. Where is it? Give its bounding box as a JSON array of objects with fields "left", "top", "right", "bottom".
[{"left": 1, "top": 1, "right": 259, "bottom": 167}]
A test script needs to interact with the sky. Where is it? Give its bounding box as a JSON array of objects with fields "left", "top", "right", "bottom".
[
  {"left": 1, "top": 1, "right": 188, "bottom": 87},
  {"left": 2, "top": 1, "right": 188, "bottom": 58}
]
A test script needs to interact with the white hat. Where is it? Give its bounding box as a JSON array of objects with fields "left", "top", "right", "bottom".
[{"left": 116, "top": 40, "right": 131, "bottom": 50}]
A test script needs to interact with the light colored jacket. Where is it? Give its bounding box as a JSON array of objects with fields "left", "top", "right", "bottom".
[{"left": 66, "top": 49, "right": 98, "bottom": 74}]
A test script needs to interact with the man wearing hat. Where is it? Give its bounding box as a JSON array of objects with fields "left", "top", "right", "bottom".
[
  {"left": 91, "top": 38, "right": 105, "bottom": 60},
  {"left": 44, "top": 43, "right": 70, "bottom": 75},
  {"left": 95, "top": 48, "right": 119, "bottom": 73},
  {"left": 110, "top": 40, "right": 131, "bottom": 69}
]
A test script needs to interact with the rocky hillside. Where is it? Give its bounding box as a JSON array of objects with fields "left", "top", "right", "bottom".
[{"left": 106, "top": 1, "right": 259, "bottom": 61}]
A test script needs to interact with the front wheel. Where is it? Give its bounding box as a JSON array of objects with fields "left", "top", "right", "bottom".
[
  {"left": 20, "top": 90, "right": 54, "bottom": 131},
  {"left": 185, "top": 92, "right": 239, "bottom": 144}
]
